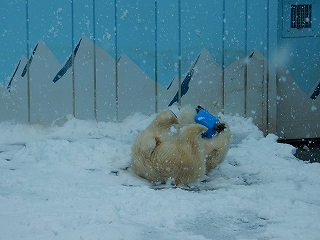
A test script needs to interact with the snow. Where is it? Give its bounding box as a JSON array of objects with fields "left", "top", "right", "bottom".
[{"left": 0, "top": 110, "right": 320, "bottom": 240}]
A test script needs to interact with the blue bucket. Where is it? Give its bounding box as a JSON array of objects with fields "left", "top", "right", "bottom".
[{"left": 194, "top": 107, "right": 219, "bottom": 138}]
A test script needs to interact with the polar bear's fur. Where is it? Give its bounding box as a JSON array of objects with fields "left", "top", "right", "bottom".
[
  {"left": 178, "top": 105, "right": 231, "bottom": 173},
  {"left": 132, "top": 123, "right": 208, "bottom": 185},
  {"left": 131, "top": 109, "right": 179, "bottom": 180},
  {"left": 200, "top": 127, "right": 231, "bottom": 172},
  {"left": 177, "top": 104, "right": 197, "bottom": 127},
  {"left": 131, "top": 106, "right": 231, "bottom": 185}
]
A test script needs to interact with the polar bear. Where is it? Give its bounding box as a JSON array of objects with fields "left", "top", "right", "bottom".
[
  {"left": 178, "top": 105, "right": 231, "bottom": 173},
  {"left": 131, "top": 109, "right": 179, "bottom": 180},
  {"left": 131, "top": 109, "right": 207, "bottom": 185},
  {"left": 131, "top": 106, "right": 231, "bottom": 185},
  {"left": 132, "top": 122, "right": 208, "bottom": 185}
]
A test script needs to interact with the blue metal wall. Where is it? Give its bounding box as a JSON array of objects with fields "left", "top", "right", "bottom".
[
  {"left": 0, "top": 0, "right": 274, "bottom": 87},
  {"left": 279, "top": 0, "right": 320, "bottom": 96},
  {"left": 0, "top": 0, "right": 319, "bottom": 139},
  {"left": 277, "top": 0, "right": 320, "bottom": 139}
]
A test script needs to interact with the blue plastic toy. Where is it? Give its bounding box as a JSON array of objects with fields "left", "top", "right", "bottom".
[{"left": 194, "top": 106, "right": 219, "bottom": 139}]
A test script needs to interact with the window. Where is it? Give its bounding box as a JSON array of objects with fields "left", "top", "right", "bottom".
[{"left": 291, "top": 4, "right": 312, "bottom": 29}]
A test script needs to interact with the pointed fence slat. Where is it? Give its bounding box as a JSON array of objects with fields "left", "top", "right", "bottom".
[{"left": 0, "top": 0, "right": 281, "bottom": 137}]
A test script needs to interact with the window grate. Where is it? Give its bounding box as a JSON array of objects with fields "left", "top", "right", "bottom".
[{"left": 291, "top": 4, "right": 312, "bottom": 29}]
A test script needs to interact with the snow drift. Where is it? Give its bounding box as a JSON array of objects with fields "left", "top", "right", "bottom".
[{"left": 0, "top": 110, "right": 319, "bottom": 239}]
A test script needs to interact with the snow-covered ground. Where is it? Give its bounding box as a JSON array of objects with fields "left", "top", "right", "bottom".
[{"left": 0, "top": 109, "right": 319, "bottom": 240}]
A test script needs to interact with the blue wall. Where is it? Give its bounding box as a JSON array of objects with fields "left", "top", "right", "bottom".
[
  {"left": 278, "top": 0, "right": 320, "bottom": 96},
  {"left": 1, "top": 0, "right": 275, "bottom": 88},
  {"left": 2, "top": 1, "right": 319, "bottom": 94},
  {"left": 1, "top": 0, "right": 319, "bottom": 139}
]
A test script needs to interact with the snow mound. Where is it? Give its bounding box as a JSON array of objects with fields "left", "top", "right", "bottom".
[{"left": 0, "top": 113, "right": 319, "bottom": 239}]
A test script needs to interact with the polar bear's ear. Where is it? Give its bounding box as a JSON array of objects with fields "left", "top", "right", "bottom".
[{"left": 180, "top": 124, "right": 208, "bottom": 138}]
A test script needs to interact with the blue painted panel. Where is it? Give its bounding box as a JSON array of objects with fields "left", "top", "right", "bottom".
[
  {"left": 94, "top": 0, "right": 117, "bottom": 121},
  {"left": 28, "top": 0, "right": 72, "bottom": 64},
  {"left": 278, "top": 0, "right": 320, "bottom": 94},
  {"left": 247, "top": 0, "right": 268, "bottom": 55},
  {"left": 73, "top": 1, "right": 95, "bottom": 120},
  {"left": 280, "top": 37, "right": 320, "bottom": 94},
  {"left": 116, "top": 0, "right": 155, "bottom": 80},
  {"left": 156, "top": 0, "right": 179, "bottom": 88},
  {"left": 73, "top": 0, "right": 94, "bottom": 42},
  {"left": 224, "top": 0, "right": 246, "bottom": 67},
  {"left": 95, "top": 0, "right": 116, "bottom": 58},
  {"left": 268, "top": 0, "right": 279, "bottom": 68},
  {"left": 0, "top": 1, "right": 26, "bottom": 85},
  {"left": 181, "top": 1, "right": 224, "bottom": 71}
]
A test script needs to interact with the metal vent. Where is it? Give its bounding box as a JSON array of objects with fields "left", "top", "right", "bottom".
[{"left": 291, "top": 4, "right": 312, "bottom": 29}]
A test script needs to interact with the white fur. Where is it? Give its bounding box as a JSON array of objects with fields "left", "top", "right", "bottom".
[
  {"left": 200, "top": 125, "right": 231, "bottom": 172},
  {"left": 139, "top": 124, "right": 207, "bottom": 184},
  {"left": 131, "top": 106, "right": 231, "bottom": 185},
  {"left": 178, "top": 105, "right": 232, "bottom": 173},
  {"left": 177, "top": 104, "right": 197, "bottom": 127},
  {"left": 132, "top": 108, "right": 208, "bottom": 184},
  {"left": 131, "top": 109, "right": 179, "bottom": 180}
]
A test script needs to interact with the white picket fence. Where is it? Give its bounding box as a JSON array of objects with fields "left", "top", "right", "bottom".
[{"left": 0, "top": 35, "right": 276, "bottom": 135}]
